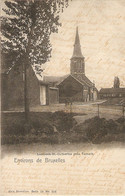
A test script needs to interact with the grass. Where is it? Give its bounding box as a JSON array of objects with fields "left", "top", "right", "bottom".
[
  {"left": 1, "top": 111, "right": 77, "bottom": 144},
  {"left": 1, "top": 111, "right": 125, "bottom": 145}
]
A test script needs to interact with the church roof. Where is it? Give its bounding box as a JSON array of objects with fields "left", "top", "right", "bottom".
[
  {"left": 57, "top": 74, "right": 94, "bottom": 88},
  {"left": 72, "top": 27, "right": 84, "bottom": 58},
  {"left": 73, "top": 74, "right": 93, "bottom": 87}
]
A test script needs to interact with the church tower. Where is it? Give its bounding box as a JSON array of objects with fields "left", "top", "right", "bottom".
[{"left": 70, "top": 27, "right": 85, "bottom": 77}]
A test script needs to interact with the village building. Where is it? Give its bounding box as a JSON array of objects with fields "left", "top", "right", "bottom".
[
  {"left": 99, "top": 77, "right": 125, "bottom": 99},
  {"left": 57, "top": 27, "right": 98, "bottom": 103},
  {"left": 99, "top": 88, "right": 125, "bottom": 99}
]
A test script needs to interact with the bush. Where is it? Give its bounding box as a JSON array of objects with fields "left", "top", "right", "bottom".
[
  {"left": 38, "top": 122, "right": 54, "bottom": 135},
  {"left": 2, "top": 119, "right": 32, "bottom": 136},
  {"left": 116, "top": 117, "right": 125, "bottom": 124},
  {"left": 73, "top": 117, "right": 110, "bottom": 144},
  {"left": 73, "top": 116, "right": 125, "bottom": 144},
  {"left": 51, "top": 111, "right": 77, "bottom": 132},
  {"left": 2, "top": 112, "right": 125, "bottom": 145}
]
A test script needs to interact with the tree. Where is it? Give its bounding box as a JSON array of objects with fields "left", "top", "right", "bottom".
[
  {"left": 114, "top": 76, "right": 120, "bottom": 88},
  {"left": 1, "top": 0, "right": 69, "bottom": 120}
]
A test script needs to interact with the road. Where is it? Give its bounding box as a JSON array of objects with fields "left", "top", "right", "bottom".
[
  {"left": 29, "top": 101, "right": 123, "bottom": 123},
  {"left": 2, "top": 101, "right": 123, "bottom": 122}
]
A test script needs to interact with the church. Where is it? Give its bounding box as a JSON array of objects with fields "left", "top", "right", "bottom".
[
  {"left": 57, "top": 27, "right": 98, "bottom": 103},
  {"left": 1, "top": 27, "right": 98, "bottom": 110}
]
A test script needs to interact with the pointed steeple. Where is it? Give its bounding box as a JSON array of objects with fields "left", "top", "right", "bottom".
[
  {"left": 72, "top": 27, "right": 83, "bottom": 58},
  {"left": 70, "top": 27, "right": 85, "bottom": 75}
]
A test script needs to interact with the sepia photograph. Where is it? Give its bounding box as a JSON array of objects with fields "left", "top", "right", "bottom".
[{"left": 1, "top": 0, "right": 125, "bottom": 195}]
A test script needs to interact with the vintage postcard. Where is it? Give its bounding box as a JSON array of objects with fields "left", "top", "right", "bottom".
[{"left": 1, "top": 0, "right": 125, "bottom": 195}]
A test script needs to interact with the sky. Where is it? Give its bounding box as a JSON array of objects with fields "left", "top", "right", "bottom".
[
  {"left": 44, "top": 0, "right": 125, "bottom": 89},
  {"left": 1, "top": 0, "right": 125, "bottom": 90}
]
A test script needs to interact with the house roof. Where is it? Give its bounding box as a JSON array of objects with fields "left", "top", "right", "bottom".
[
  {"left": 99, "top": 88, "right": 125, "bottom": 94},
  {"left": 1, "top": 63, "right": 70, "bottom": 86},
  {"left": 39, "top": 74, "right": 70, "bottom": 85}
]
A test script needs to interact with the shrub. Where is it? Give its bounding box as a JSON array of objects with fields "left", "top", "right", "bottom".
[
  {"left": 116, "top": 117, "right": 125, "bottom": 124},
  {"left": 51, "top": 111, "right": 77, "bottom": 132},
  {"left": 73, "top": 117, "right": 108, "bottom": 143},
  {"left": 2, "top": 119, "right": 32, "bottom": 136},
  {"left": 103, "top": 119, "right": 118, "bottom": 134},
  {"left": 2, "top": 112, "right": 125, "bottom": 145},
  {"left": 74, "top": 116, "right": 125, "bottom": 144},
  {"left": 39, "top": 122, "right": 54, "bottom": 135}
]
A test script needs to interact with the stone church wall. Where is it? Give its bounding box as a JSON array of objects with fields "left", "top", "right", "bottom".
[{"left": 58, "top": 76, "right": 83, "bottom": 103}]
